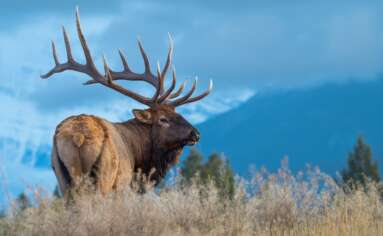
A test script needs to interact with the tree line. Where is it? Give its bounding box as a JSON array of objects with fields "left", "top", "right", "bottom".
[{"left": 179, "top": 135, "right": 381, "bottom": 198}]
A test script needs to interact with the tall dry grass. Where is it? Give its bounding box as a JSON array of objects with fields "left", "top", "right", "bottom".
[{"left": 1, "top": 164, "right": 382, "bottom": 236}]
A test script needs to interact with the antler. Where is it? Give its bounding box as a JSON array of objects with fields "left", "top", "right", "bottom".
[{"left": 41, "top": 8, "right": 212, "bottom": 108}]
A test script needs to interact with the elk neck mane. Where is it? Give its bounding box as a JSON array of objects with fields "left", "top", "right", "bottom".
[{"left": 117, "top": 119, "right": 182, "bottom": 183}]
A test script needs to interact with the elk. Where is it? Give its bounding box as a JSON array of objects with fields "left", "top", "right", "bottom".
[{"left": 41, "top": 9, "right": 212, "bottom": 196}]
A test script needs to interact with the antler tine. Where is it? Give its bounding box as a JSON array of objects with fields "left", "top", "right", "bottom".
[
  {"left": 102, "top": 54, "right": 155, "bottom": 105},
  {"left": 41, "top": 36, "right": 88, "bottom": 79},
  {"left": 41, "top": 11, "right": 91, "bottom": 80},
  {"left": 118, "top": 49, "right": 132, "bottom": 72},
  {"left": 161, "top": 33, "right": 173, "bottom": 78},
  {"left": 102, "top": 55, "right": 113, "bottom": 84},
  {"left": 62, "top": 26, "right": 74, "bottom": 62},
  {"left": 51, "top": 41, "right": 59, "bottom": 66},
  {"left": 74, "top": 9, "right": 163, "bottom": 92},
  {"left": 137, "top": 39, "right": 152, "bottom": 75},
  {"left": 169, "top": 77, "right": 197, "bottom": 106},
  {"left": 174, "top": 79, "right": 213, "bottom": 106},
  {"left": 85, "top": 53, "right": 159, "bottom": 86},
  {"left": 83, "top": 49, "right": 138, "bottom": 85},
  {"left": 151, "top": 62, "right": 163, "bottom": 102},
  {"left": 75, "top": 7, "right": 100, "bottom": 76},
  {"left": 158, "top": 66, "right": 177, "bottom": 103},
  {"left": 169, "top": 80, "right": 187, "bottom": 99},
  {"left": 84, "top": 42, "right": 159, "bottom": 88},
  {"left": 76, "top": 9, "right": 155, "bottom": 106},
  {"left": 81, "top": 11, "right": 158, "bottom": 105}
]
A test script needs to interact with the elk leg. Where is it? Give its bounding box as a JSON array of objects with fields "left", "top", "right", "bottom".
[
  {"left": 51, "top": 144, "right": 70, "bottom": 196},
  {"left": 93, "top": 138, "right": 119, "bottom": 195}
]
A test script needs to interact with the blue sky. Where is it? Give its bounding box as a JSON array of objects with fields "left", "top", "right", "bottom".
[{"left": 1, "top": 0, "right": 383, "bottom": 204}]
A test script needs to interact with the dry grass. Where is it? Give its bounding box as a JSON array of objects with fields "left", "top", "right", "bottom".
[{"left": 1, "top": 165, "right": 383, "bottom": 236}]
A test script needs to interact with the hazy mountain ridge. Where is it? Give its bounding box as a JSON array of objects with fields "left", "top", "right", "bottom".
[{"left": 197, "top": 79, "right": 383, "bottom": 175}]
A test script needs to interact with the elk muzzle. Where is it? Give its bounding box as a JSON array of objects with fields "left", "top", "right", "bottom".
[{"left": 185, "top": 129, "right": 200, "bottom": 146}]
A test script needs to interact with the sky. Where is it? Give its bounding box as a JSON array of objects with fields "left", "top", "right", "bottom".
[{"left": 1, "top": 0, "right": 383, "bottom": 204}]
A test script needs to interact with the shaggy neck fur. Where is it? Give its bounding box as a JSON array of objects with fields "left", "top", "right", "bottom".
[{"left": 118, "top": 119, "right": 182, "bottom": 185}]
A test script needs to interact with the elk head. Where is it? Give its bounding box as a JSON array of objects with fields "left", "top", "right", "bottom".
[
  {"left": 41, "top": 8, "right": 212, "bottom": 151},
  {"left": 133, "top": 105, "right": 200, "bottom": 152}
]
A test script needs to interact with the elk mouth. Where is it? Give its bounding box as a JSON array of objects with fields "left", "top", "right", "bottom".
[
  {"left": 185, "top": 140, "right": 198, "bottom": 146},
  {"left": 183, "top": 129, "right": 200, "bottom": 146},
  {"left": 170, "top": 139, "right": 197, "bottom": 148},
  {"left": 183, "top": 136, "right": 199, "bottom": 146},
  {"left": 168, "top": 135, "right": 199, "bottom": 149}
]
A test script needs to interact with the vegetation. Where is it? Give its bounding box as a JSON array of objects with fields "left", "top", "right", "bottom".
[
  {"left": 341, "top": 136, "right": 380, "bottom": 189},
  {"left": 1, "top": 163, "right": 383, "bottom": 236},
  {"left": 180, "top": 149, "right": 235, "bottom": 199},
  {"left": 1, "top": 137, "right": 383, "bottom": 235},
  {"left": 53, "top": 185, "right": 60, "bottom": 198},
  {"left": 14, "top": 193, "right": 30, "bottom": 213}
]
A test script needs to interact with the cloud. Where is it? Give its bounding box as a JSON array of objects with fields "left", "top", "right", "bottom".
[
  {"left": 85, "top": 0, "right": 383, "bottom": 91},
  {"left": 3, "top": 0, "right": 383, "bottom": 112}
]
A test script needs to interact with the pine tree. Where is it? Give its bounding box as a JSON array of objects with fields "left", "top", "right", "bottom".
[
  {"left": 180, "top": 148, "right": 203, "bottom": 185},
  {"left": 201, "top": 153, "right": 235, "bottom": 199},
  {"left": 16, "top": 192, "right": 30, "bottom": 212},
  {"left": 341, "top": 136, "right": 380, "bottom": 188},
  {"left": 180, "top": 150, "right": 235, "bottom": 199}
]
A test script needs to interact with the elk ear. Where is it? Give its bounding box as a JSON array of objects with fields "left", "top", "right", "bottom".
[{"left": 133, "top": 109, "right": 152, "bottom": 124}]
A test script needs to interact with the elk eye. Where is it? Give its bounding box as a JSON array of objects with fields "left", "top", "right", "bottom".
[{"left": 159, "top": 117, "right": 169, "bottom": 124}]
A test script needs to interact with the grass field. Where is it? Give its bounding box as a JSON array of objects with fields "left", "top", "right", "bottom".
[{"left": 1, "top": 165, "right": 382, "bottom": 236}]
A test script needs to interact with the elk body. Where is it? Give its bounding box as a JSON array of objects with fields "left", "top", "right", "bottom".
[{"left": 42, "top": 9, "right": 212, "bottom": 196}]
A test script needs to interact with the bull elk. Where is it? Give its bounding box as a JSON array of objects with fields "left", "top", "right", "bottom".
[{"left": 41, "top": 9, "right": 212, "bottom": 196}]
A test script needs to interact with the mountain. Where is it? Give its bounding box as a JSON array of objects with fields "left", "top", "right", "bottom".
[{"left": 196, "top": 79, "right": 383, "bottom": 176}]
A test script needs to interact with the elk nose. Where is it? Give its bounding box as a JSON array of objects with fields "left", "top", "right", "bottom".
[{"left": 190, "top": 129, "right": 200, "bottom": 142}]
